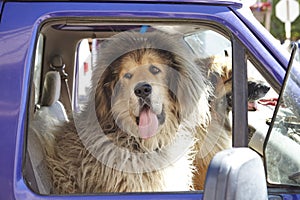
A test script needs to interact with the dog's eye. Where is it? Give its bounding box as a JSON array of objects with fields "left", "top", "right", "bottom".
[
  {"left": 149, "top": 65, "right": 161, "bottom": 75},
  {"left": 124, "top": 73, "right": 133, "bottom": 79}
]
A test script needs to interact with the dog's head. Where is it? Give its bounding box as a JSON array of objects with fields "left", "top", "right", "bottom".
[
  {"left": 216, "top": 78, "right": 270, "bottom": 111},
  {"left": 112, "top": 50, "right": 173, "bottom": 140},
  {"left": 205, "top": 56, "right": 270, "bottom": 112},
  {"left": 90, "top": 31, "right": 211, "bottom": 151},
  {"left": 247, "top": 79, "right": 270, "bottom": 110},
  {"left": 247, "top": 79, "right": 270, "bottom": 101}
]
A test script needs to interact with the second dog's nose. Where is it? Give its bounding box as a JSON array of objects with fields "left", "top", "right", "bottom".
[{"left": 134, "top": 82, "right": 152, "bottom": 99}]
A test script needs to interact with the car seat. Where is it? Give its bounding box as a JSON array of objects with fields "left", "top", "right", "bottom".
[
  {"left": 38, "top": 71, "right": 68, "bottom": 123},
  {"left": 25, "top": 71, "right": 68, "bottom": 194}
]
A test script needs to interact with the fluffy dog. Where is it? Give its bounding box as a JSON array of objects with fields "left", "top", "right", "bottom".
[
  {"left": 193, "top": 55, "right": 233, "bottom": 190},
  {"left": 43, "top": 31, "right": 216, "bottom": 194}
]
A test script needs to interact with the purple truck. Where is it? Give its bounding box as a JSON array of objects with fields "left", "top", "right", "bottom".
[{"left": 0, "top": 0, "right": 300, "bottom": 199}]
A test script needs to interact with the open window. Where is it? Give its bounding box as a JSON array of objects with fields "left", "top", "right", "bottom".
[
  {"left": 23, "top": 16, "right": 292, "bottom": 197},
  {"left": 25, "top": 17, "right": 288, "bottom": 196},
  {"left": 24, "top": 20, "right": 237, "bottom": 195}
]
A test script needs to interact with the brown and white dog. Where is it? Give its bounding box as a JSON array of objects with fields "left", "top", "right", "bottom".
[{"left": 42, "top": 31, "right": 223, "bottom": 194}]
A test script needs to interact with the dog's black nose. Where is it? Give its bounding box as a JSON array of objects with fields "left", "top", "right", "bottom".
[{"left": 134, "top": 82, "right": 152, "bottom": 98}]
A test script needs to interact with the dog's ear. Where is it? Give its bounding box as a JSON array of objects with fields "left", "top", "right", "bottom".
[
  {"left": 93, "top": 64, "right": 119, "bottom": 121},
  {"left": 198, "top": 55, "right": 232, "bottom": 80},
  {"left": 170, "top": 57, "right": 212, "bottom": 126}
]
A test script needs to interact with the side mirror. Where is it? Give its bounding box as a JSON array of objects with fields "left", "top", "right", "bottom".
[{"left": 203, "top": 148, "right": 267, "bottom": 200}]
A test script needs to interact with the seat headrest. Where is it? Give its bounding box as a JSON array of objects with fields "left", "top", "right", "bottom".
[{"left": 40, "top": 71, "right": 61, "bottom": 106}]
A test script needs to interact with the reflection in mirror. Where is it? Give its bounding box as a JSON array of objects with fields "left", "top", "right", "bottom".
[{"left": 265, "top": 44, "right": 300, "bottom": 186}]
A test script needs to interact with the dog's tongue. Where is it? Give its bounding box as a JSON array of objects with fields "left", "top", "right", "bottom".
[{"left": 138, "top": 109, "right": 159, "bottom": 139}]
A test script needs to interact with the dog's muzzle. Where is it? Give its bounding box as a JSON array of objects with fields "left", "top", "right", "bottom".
[{"left": 133, "top": 82, "right": 165, "bottom": 139}]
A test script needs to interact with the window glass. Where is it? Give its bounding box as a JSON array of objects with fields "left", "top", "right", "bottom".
[
  {"left": 25, "top": 23, "right": 233, "bottom": 194},
  {"left": 33, "top": 34, "right": 44, "bottom": 105},
  {"left": 185, "top": 30, "right": 231, "bottom": 58},
  {"left": 75, "top": 38, "right": 92, "bottom": 111},
  {"left": 265, "top": 47, "right": 300, "bottom": 186}
]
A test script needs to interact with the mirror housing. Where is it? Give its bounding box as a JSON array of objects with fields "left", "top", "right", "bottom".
[{"left": 203, "top": 148, "right": 267, "bottom": 200}]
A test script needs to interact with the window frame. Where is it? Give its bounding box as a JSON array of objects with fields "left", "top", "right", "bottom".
[
  {"left": 25, "top": 18, "right": 237, "bottom": 197},
  {"left": 15, "top": 5, "right": 290, "bottom": 199}
]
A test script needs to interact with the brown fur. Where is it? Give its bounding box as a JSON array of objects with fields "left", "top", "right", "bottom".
[
  {"left": 193, "top": 55, "right": 232, "bottom": 190},
  {"left": 42, "top": 31, "right": 219, "bottom": 194},
  {"left": 192, "top": 55, "right": 270, "bottom": 189}
]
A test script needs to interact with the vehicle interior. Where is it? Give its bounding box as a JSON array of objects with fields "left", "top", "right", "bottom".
[{"left": 23, "top": 17, "right": 300, "bottom": 197}]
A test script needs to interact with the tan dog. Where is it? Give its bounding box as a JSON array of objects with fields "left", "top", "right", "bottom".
[
  {"left": 193, "top": 55, "right": 232, "bottom": 190},
  {"left": 193, "top": 55, "right": 270, "bottom": 189}
]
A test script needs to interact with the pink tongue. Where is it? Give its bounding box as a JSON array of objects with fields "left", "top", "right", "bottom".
[{"left": 138, "top": 109, "right": 159, "bottom": 139}]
